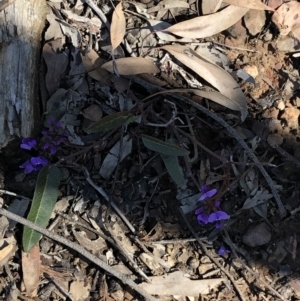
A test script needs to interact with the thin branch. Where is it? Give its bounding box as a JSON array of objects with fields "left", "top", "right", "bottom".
[
  {"left": 79, "top": 165, "right": 137, "bottom": 234},
  {"left": 0, "top": 207, "right": 158, "bottom": 301}
]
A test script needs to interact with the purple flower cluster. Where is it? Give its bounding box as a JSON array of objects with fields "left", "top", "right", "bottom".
[
  {"left": 19, "top": 120, "right": 68, "bottom": 174},
  {"left": 42, "top": 120, "right": 68, "bottom": 155},
  {"left": 19, "top": 155, "right": 49, "bottom": 174},
  {"left": 195, "top": 185, "right": 229, "bottom": 228}
]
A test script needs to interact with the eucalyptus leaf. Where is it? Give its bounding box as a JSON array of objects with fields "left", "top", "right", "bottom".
[
  {"left": 161, "top": 154, "right": 186, "bottom": 188},
  {"left": 23, "top": 166, "right": 61, "bottom": 253},
  {"left": 85, "top": 112, "right": 133, "bottom": 133},
  {"left": 141, "top": 135, "right": 189, "bottom": 156}
]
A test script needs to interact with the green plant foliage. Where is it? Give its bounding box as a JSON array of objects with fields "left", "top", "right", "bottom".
[
  {"left": 161, "top": 154, "right": 186, "bottom": 188},
  {"left": 23, "top": 166, "right": 61, "bottom": 253},
  {"left": 85, "top": 112, "right": 133, "bottom": 133},
  {"left": 141, "top": 135, "right": 189, "bottom": 156}
]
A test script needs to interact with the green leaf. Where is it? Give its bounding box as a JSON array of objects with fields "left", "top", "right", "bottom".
[
  {"left": 141, "top": 135, "right": 189, "bottom": 156},
  {"left": 161, "top": 154, "right": 186, "bottom": 188},
  {"left": 85, "top": 112, "right": 133, "bottom": 133},
  {"left": 23, "top": 166, "right": 61, "bottom": 253}
]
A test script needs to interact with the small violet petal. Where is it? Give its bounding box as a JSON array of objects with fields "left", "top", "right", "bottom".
[
  {"left": 199, "top": 188, "right": 217, "bottom": 201},
  {"left": 214, "top": 200, "right": 220, "bottom": 207},
  {"left": 50, "top": 145, "right": 58, "bottom": 154},
  {"left": 30, "top": 157, "right": 49, "bottom": 166},
  {"left": 208, "top": 211, "right": 229, "bottom": 223},
  {"left": 195, "top": 207, "right": 204, "bottom": 215},
  {"left": 20, "top": 138, "right": 37, "bottom": 150},
  {"left": 201, "top": 185, "right": 209, "bottom": 193},
  {"left": 215, "top": 221, "right": 223, "bottom": 229},
  {"left": 218, "top": 245, "right": 230, "bottom": 256},
  {"left": 20, "top": 160, "right": 35, "bottom": 174},
  {"left": 197, "top": 214, "right": 209, "bottom": 225}
]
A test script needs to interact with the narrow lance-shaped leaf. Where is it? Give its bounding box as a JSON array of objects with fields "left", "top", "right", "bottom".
[
  {"left": 85, "top": 112, "right": 133, "bottom": 133},
  {"left": 223, "top": 0, "right": 274, "bottom": 11},
  {"left": 161, "top": 154, "right": 186, "bottom": 188},
  {"left": 161, "top": 45, "right": 248, "bottom": 121},
  {"left": 23, "top": 166, "right": 61, "bottom": 253},
  {"left": 142, "top": 135, "right": 189, "bottom": 156},
  {"left": 101, "top": 57, "right": 159, "bottom": 75},
  {"left": 111, "top": 2, "right": 126, "bottom": 51},
  {"left": 164, "top": 5, "right": 248, "bottom": 39}
]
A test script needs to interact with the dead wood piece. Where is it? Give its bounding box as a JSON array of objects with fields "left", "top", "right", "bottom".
[{"left": 0, "top": 0, "right": 47, "bottom": 147}]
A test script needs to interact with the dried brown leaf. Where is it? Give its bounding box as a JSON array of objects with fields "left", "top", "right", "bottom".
[
  {"left": 22, "top": 245, "right": 40, "bottom": 297},
  {"left": 201, "top": 0, "right": 222, "bottom": 14},
  {"left": 223, "top": 0, "right": 274, "bottom": 11},
  {"left": 101, "top": 57, "right": 159, "bottom": 75},
  {"left": 81, "top": 49, "right": 111, "bottom": 84},
  {"left": 165, "top": 5, "right": 249, "bottom": 38},
  {"left": 111, "top": 2, "right": 126, "bottom": 51},
  {"left": 43, "top": 40, "right": 69, "bottom": 96},
  {"left": 161, "top": 45, "right": 248, "bottom": 120}
]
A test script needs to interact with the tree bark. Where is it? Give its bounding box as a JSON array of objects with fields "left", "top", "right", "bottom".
[{"left": 0, "top": 0, "right": 47, "bottom": 148}]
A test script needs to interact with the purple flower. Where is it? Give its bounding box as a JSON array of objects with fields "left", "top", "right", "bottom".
[
  {"left": 20, "top": 156, "right": 49, "bottom": 174},
  {"left": 197, "top": 213, "right": 209, "bottom": 225},
  {"left": 44, "top": 142, "right": 59, "bottom": 155},
  {"left": 218, "top": 245, "right": 230, "bottom": 256},
  {"left": 20, "top": 138, "right": 37, "bottom": 150},
  {"left": 199, "top": 185, "right": 217, "bottom": 201},
  {"left": 208, "top": 211, "right": 229, "bottom": 223}
]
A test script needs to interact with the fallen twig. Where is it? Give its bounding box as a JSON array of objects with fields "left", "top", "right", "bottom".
[{"left": 0, "top": 207, "right": 158, "bottom": 301}]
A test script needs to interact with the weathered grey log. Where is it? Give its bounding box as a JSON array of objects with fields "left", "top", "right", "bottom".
[{"left": 0, "top": 0, "right": 47, "bottom": 148}]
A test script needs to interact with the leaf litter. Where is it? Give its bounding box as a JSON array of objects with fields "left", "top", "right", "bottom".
[{"left": 2, "top": 0, "right": 300, "bottom": 300}]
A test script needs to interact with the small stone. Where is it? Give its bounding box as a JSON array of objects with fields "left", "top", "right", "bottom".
[
  {"left": 268, "top": 242, "right": 287, "bottom": 269},
  {"left": 187, "top": 257, "right": 200, "bottom": 269},
  {"left": 262, "top": 107, "right": 279, "bottom": 119},
  {"left": 274, "top": 99, "right": 285, "bottom": 111},
  {"left": 243, "top": 65, "right": 258, "bottom": 79},
  {"left": 267, "top": 134, "right": 284, "bottom": 148},
  {"left": 198, "top": 263, "right": 215, "bottom": 275},
  {"left": 281, "top": 107, "right": 300, "bottom": 129},
  {"left": 82, "top": 104, "right": 103, "bottom": 122},
  {"left": 263, "top": 31, "right": 273, "bottom": 42},
  {"left": 244, "top": 9, "right": 266, "bottom": 36},
  {"left": 242, "top": 222, "right": 272, "bottom": 247},
  {"left": 290, "top": 278, "right": 300, "bottom": 298}
]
